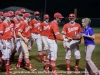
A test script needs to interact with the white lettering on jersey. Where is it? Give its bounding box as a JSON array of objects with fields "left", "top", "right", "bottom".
[
  {"left": 25, "top": 26, "right": 31, "bottom": 32},
  {"left": 34, "top": 23, "right": 40, "bottom": 28},
  {"left": 68, "top": 27, "right": 78, "bottom": 33},
  {"left": 5, "top": 24, "right": 14, "bottom": 32},
  {"left": 15, "top": 23, "right": 20, "bottom": 29},
  {"left": 43, "top": 25, "right": 50, "bottom": 30}
]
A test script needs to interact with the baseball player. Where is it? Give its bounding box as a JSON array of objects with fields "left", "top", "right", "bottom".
[
  {"left": 62, "top": 13, "right": 82, "bottom": 73},
  {"left": 10, "top": 11, "right": 22, "bottom": 61},
  {"left": 0, "top": 13, "right": 13, "bottom": 74},
  {"left": 20, "top": 9, "right": 26, "bottom": 21},
  {"left": 0, "top": 12, "right": 3, "bottom": 24},
  {"left": 16, "top": 13, "right": 36, "bottom": 72},
  {"left": 0, "top": 11, "right": 3, "bottom": 61},
  {"left": 82, "top": 18, "right": 100, "bottom": 75},
  {"left": 44, "top": 12, "right": 64, "bottom": 75},
  {"left": 29, "top": 11, "right": 43, "bottom": 63},
  {"left": 40, "top": 14, "right": 50, "bottom": 61}
]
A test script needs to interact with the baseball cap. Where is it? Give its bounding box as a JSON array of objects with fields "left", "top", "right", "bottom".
[
  {"left": 44, "top": 14, "right": 49, "bottom": 19},
  {"left": 8, "top": 11, "right": 14, "bottom": 16},
  {"left": 34, "top": 11, "right": 40, "bottom": 15},
  {"left": 54, "top": 12, "right": 64, "bottom": 18},
  {"left": 0, "top": 12, "right": 3, "bottom": 16},
  {"left": 20, "top": 9, "right": 26, "bottom": 13},
  {"left": 69, "top": 13, "right": 76, "bottom": 18},
  {"left": 3, "top": 13, "right": 11, "bottom": 17},
  {"left": 15, "top": 11, "right": 21, "bottom": 15},
  {"left": 23, "top": 13, "right": 31, "bottom": 17}
]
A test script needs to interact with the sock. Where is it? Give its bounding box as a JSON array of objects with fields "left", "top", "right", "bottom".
[
  {"left": 17, "top": 58, "right": 22, "bottom": 67},
  {"left": 43, "top": 50, "right": 47, "bottom": 57},
  {"left": 66, "top": 59, "right": 70, "bottom": 70},
  {"left": 75, "top": 59, "right": 79, "bottom": 67},
  {"left": 45, "top": 58, "right": 50, "bottom": 69},
  {"left": 51, "top": 60, "right": 56, "bottom": 73},
  {"left": 38, "top": 51, "right": 43, "bottom": 61},
  {"left": 24, "top": 58, "right": 32, "bottom": 68},
  {"left": 5, "top": 60, "right": 10, "bottom": 72}
]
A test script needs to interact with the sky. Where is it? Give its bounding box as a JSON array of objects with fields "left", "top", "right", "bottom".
[{"left": 0, "top": 0, "right": 100, "bottom": 18}]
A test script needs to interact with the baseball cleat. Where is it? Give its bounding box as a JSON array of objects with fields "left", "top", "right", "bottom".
[
  {"left": 44, "top": 69, "right": 50, "bottom": 73},
  {"left": 5, "top": 71, "right": 13, "bottom": 74},
  {"left": 29, "top": 67, "right": 36, "bottom": 72},
  {"left": 66, "top": 68, "right": 71, "bottom": 74},
  {"left": 15, "top": 66, "right": 22, "bottom": 70}
]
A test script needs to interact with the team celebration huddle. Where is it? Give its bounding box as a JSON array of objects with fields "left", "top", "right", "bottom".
[{"left": 0, "top": 9, "right": 99, "bottom": 75}]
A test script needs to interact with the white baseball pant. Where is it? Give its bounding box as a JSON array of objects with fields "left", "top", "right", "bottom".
[
  {"left": 65, "top": 41, "right": 81, "bottom": 59},
  {"left": 41, "top": 36, "right": 49, "bottom": 50},
  {"left": 31, "top": 33, "right": 42, "bottom": 51},
  {"left": 47, "top": 39, "right": 58, "bottom": 60},
  {"left": 1, "top": 40, "right": 12, "bottom": 60},
  {"left": 64, "top": 38, "right": 79, "bottom": 48},
  {"left": 15, "top": 38, "right": 21, "bottom": 52}
]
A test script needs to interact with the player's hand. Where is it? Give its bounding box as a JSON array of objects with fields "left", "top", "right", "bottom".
[
  {"left": 3, "top": 43, "right": 6, "bottom": 49},
  {"left": 82, "top": 34, "right": 86, "bottom": 37}
]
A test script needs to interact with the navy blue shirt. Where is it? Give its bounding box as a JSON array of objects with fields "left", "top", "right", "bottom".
[{"left": 82, "top": 26, "right": 95, "bottom": 46}]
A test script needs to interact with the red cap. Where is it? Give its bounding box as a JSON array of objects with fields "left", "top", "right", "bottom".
[
  {"left": 54, "top": 12, "right": 64, "bottom": 18},
  {"left": 34, "top": 11, "right": 40, "bottom": 15},
  {"left": 24, "top": 13, "right": 31, "bottom": 17},
  {"left": 3, "top": 13, "right": 11, "bottom": 17},
  {"left": 0, "top": 12, "right": 3, "bottom": 16},
  {"left": 8, "top": 11, "right": 14, "bottom": 16},
  {"left": 69, "top": 13, "right": 76, "bottom": 18},
  {"left": 20, "top": 9, "right": 26, "bottom": 13},
  {"left": 44, "top": 14, "right": 49, "bottom": 19},
  {"left": 15, "top": 11, "right": 21, "bottom": 15}
]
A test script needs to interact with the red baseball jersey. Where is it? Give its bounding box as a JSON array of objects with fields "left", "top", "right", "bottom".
[
  {"left": 0, "top": 19, "right": 2, "bottom": 24},
  {"left": 29, "top": 19, "right": 41, "bottom": 34},
  {"left": 12, "top": 18, "right": 21, "bottom": 38},
  {"left": 18, "top": 21, "right": 32, "bottom": 38},
  {"left": 0, "top": 21, "right": 12, "bottom": 40},
  {"left": 62, "top": 22, "right": 82, "bottom": 39},
  {"left": 8, "top": 21, "right": 14, "bottom": 37},
  {"left": 48, "top": 20, "right": 61, "bottom": 40},
  {"left": 40, "top": 21, "right": 50, "bottom": 37},
  {"left": 20, "top": 17, "right": 24, "bottom": 21}
]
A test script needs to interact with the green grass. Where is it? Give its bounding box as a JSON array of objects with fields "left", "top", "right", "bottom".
[
  {"left": 0, "top": 43, "right": 100, "bottom": 75},
  {"left": 59, "top": 27, "right": 100, "bottom": 33}
]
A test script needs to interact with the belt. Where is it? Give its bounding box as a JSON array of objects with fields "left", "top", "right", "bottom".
[{"left": 33, "top": 32, "right": 39, "bottom": 34}]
